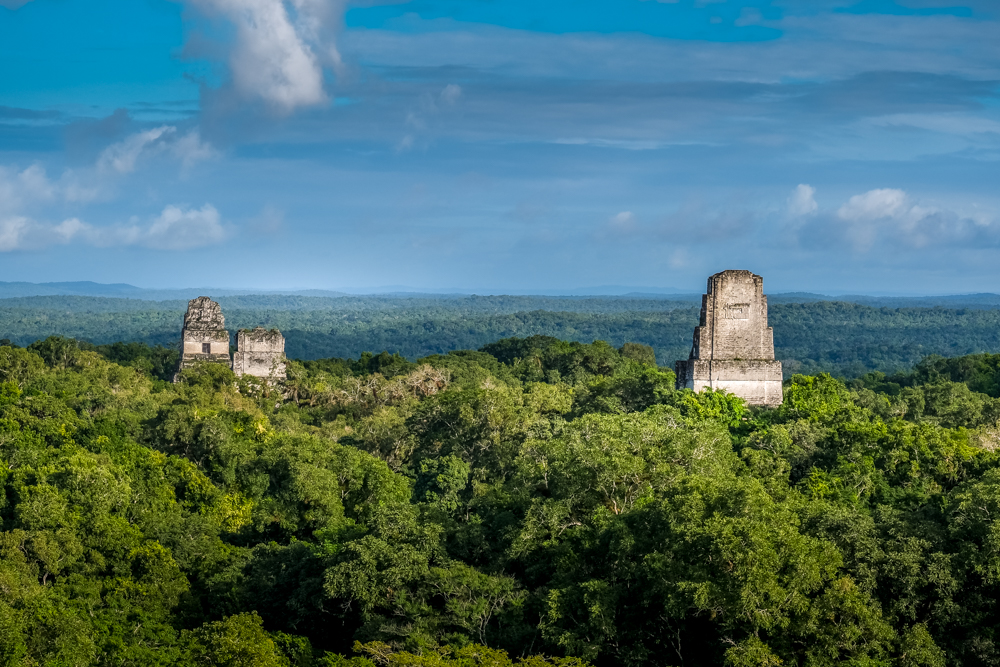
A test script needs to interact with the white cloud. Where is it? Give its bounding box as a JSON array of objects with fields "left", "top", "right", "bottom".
[
  {"left": 189, "top": 0, "right": 337, "bottom": 111},
  {"left": 0, "top": 165, "right": 102, "bottom": 233},
  {"left": 0, "top": 204, "right": 229, "bottom": 252},
  {"left": 0, "top": 165, "right": 56, "bottom": 214},
  {"left": 290, "top": 0, "right": 347, "bottom": 75},
  {"left": 16, "top": 164, "right": 57, "bottom": 201},
  {"left": 837, "top": 188, "right": 908, "bottom": 222},
  {"left": 97, "top": 127, "right": 217, "bottom": 174},
  {"left": 0, "top": 0, "right": 36, "bottom": 8},
  {"left": 170, "top": 130, "right": 218, "bottom": 168},
  {"left": 61, "top": 177, "right": 101, "bottom": 204},
  {"left": 795, "top": 187, "right": 1000, "bottom": 252},
  {"left": 787, "top": 184, "right": 818, "bottom": 216},
  {"left": 98, "top": 126, "right": 176, "bottom": 174},
  {"left": 51, "top": 217, "right": 88, "bottom": 244},
  {"left": 2, "top": 130, "right": 214, "bottom": 239},
  {"left": 0, "top": 217, "right": 31, "bottom": 252},
  {"left": 141, "top": 204, "right": 229, "bottom": 250},
  {"left": 0, "top": 215, "right": 90, "bottom": 252},
  {"left": 832, "top": 188, "right": 923, "bottom": 251}
]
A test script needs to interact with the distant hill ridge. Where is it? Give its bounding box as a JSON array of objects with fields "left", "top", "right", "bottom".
[
  {"left": 0, "top": 281, "right": 349, "bottom": 301},
  {"left": 0, "top": 294, "right": 698, "bottom": 314},
  {"left": 4, "top": 280, "right": 1000, "bottom": 308}
]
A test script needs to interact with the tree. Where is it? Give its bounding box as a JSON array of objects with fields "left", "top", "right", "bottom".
[{"left": 184, "top": 613, "right": 291, "bottom": 666}]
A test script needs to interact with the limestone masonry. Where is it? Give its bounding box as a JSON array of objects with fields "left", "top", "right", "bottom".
[
  {"left": 177, "top": 297, "right": 231, "bottom": 376},
  {"left": 174, "top": 297, "right": 286, "bottom": 382},
  {"left": 232, "top": 327, "right": 287, "bottom": 381},
  {"left": 675, "top": 270, "right": 783, "bottom": 406}
]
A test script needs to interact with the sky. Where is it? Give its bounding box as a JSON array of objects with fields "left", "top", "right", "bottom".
[{"left": 1, "top": 0, "right": 999, "bottom": 294}]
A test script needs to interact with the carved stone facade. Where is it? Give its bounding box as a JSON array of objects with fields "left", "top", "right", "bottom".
[
  {"left": 176, "top": 297, "right": 231, "bottom": 378},
  {"left": 675, "top": 270, "right": 783, "bottom": 406},
  {"left": 232, "top": 327, "right": 286, "bottom": 381}
]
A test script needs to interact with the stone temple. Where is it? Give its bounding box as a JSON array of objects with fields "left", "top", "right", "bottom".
[
  {"left": 174, "top": 297, "right": 287, "bottom": 382},
  {"left": 232, "top": 327, "right": 286, "bottom": 381},
  {"left": 674, "top": 270, "right": 783, "bottom": 406},
  {"left": 177, "top": 297, "right": 232, "bottom": 375}
]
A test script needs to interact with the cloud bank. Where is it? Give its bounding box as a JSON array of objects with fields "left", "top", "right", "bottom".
[{"left": 793, "top": 185, "right": 998, "bottom": 254}]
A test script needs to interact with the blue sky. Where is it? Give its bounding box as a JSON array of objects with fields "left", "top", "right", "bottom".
[{"left": 1, "top": 0, "right": 999, "bottom": 293}]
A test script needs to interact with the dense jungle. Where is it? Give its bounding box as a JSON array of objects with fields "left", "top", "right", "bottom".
[
  {"left": 7, "top": 294, "right": 1000, "bottom": 378},
  {"left": 7, "top": 333, "right": 1000, "bottom": 666}
]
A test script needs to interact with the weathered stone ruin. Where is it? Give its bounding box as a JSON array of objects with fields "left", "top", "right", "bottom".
[
  {"left": 675, "top": 270, "right": 783, "bottom": 406},
  {"left": 173, "top": 298, "right": 287, "bottom": 383},
  {"left": 176, "top": 297, "right": 231, "bottom": 378},
  {"left": 232, "top": 327, "right": 286, "bottom": 382}
]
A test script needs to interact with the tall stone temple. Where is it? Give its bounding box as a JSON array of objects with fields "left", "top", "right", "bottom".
[
  {"left": 177, "top": 297, "right": 232, "bottom": 375},
  {"left": 674, "top": 270, "right": 783, "bottom": 406},
  {"left": 174, "top": 297, "right": 286, "bottom": 383}
]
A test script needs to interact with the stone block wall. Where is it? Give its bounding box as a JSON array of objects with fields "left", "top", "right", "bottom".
[
  {"left": 175, "top": 297, "right": 231, "bottom": 379},
  {"left": 173, "top": 299, "right": 289, "bottom": 384},
  {"left": 691, "top": 270, "right": 775, "bottom": 361},
  {"left": 675, "top": 359, "right": 783, "bottom": 407},
  {"left": 676, "top": 270, "right": 783, "bottom": 406},
  {"left": 232, "top": 327, "right": 286, "bottom": 381}
]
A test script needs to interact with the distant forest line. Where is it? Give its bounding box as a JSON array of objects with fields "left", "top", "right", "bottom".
[{"left": 3, "top": 294, "right": 1000, "bottom": 378}]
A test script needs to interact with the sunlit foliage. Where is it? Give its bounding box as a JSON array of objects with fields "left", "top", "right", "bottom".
[{"left": 4, "top": 334, "right": 1000, "bottom": 665}]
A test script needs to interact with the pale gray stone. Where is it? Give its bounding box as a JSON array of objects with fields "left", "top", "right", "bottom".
[
  {"left": 174, "top": 297, "right": 232, "bottom": 381},
  {"left": 675, "top": 270, "right": 783, "bottom": 406},
  {"left": 173, "top": 298, "right": 287, "bottom": 384},
  {"left": 232, "top": 327, "right": 287, "bottom": 382}
]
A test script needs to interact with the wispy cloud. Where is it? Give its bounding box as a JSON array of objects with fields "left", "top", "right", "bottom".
[
  {"left": 787, "top": 184, "right": 818, "bottom": 216},
  {"left": 97, "top": 126, "right": 216, "bottom": 174},
  {"left": 611, "top": 211, "right": 635, "bottom": 228},
  {"left": 98, "top": 126, "right": 175, "bottom": 174},
  {"left": 440, "top": 83, "right": 462, "bottom": 106},
  {"left": 0, "top": 204, "right": 230, "bottom": 252},
  {"left": 866, "top": 113, "right": 1000, "bottom": 136}
]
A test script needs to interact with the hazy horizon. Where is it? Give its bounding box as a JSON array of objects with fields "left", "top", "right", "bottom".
[{"left": 3, "top": 278, "right": 1000, "bottom": 300}]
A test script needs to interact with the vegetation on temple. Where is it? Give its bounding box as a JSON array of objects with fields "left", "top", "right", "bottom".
[{"left": 6, "top": 334, "right": 1000, "bottom": 665}]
